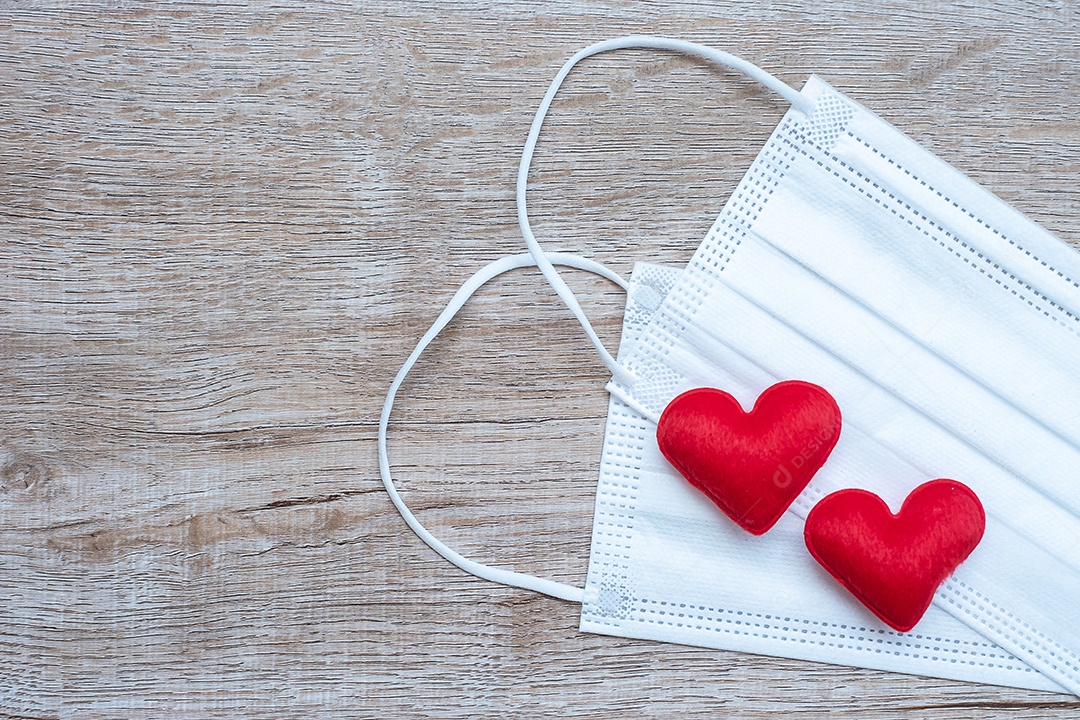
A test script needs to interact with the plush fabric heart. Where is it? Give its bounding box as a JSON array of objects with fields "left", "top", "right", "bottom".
[
  {"left": 655, "top": 381, "right": 842, "bottom": 535},
  {"left": 804, "top": 479, "right": 986, "bottom": 632}
]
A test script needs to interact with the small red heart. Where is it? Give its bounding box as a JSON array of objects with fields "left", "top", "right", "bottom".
[
  {"left": 656, "top": 381, "right": 842, "bottom": 535},
  {"left": 804, "top": 479, "right": 986, "bottom": 632}
]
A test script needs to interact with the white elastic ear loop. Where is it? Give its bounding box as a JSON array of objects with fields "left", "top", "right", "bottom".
[
  {"left": 379, "top": 252, "right": 628, "bottom": 603},
  {"left": 518, "top": 36, "right": 812, "bottom": 387}
]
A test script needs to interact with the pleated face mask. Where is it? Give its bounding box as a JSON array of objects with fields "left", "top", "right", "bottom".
[{"left": 382, "top": 37, "right": 1080, "bottom": 695}]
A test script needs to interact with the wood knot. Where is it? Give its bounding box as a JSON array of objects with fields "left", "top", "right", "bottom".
[{"left": 1, "top": 453, "right": 51, "bottom": 492}]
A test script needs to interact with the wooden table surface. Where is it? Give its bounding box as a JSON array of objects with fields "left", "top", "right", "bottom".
[{"left": 3, "top": 2, "right": 1080, "bottom": 717}]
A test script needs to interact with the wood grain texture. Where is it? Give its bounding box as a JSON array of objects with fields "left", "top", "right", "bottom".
[{"left": 2, "top": 2, "right": 1079, "bottom": 717}]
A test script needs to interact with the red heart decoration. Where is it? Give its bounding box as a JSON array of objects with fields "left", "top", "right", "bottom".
[
  {"left": 804, "top": 479, "right": 986, "bottom": 632},
  {"left": 656, "top": 381, "right": 842, "bottom": 535}
]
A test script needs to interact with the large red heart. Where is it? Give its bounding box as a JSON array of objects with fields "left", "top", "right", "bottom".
[
  {"left": 655, "top": 381, "right": 842, "bottom": 535},
  {"left": 804, "top": 479, "right": 986, "bottom": 632}
]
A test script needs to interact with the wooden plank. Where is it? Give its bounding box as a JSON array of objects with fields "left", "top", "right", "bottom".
[{"left": 1, "top": 2, "right": 1079, "bottom": 716}]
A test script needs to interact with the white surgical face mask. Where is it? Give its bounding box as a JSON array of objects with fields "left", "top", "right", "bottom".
[
  {"left": 586, "top": 261, "right": 1067, "bottom": 692},
  {"left": 379, "top": 253, "right": 1064, "bottom": 692},
  {"left": 518, "top": 37, "right": 1080, "bottom": 693},
  {"left": 383, "top": 37, "right": 1080, "bottom": 695}
]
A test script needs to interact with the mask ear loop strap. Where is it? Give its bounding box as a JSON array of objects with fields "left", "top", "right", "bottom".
[
  {"left": 379, "top": 252, "right": 628, "bottom": 603},
  {"left": 518, "top": 36, "right": 813, "bottom": 387}
]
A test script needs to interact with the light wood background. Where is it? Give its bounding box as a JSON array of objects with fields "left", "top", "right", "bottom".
[{"left": 2, "top": 2, "right": 1079, "bottom": 718}]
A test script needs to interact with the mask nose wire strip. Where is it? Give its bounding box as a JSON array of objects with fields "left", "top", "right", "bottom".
[
  {"left": 379, "top": 252, "right": 628, "bottom": 604},
  {"left": 518, "top": 35, "right": 812, "bottom": 389}
]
